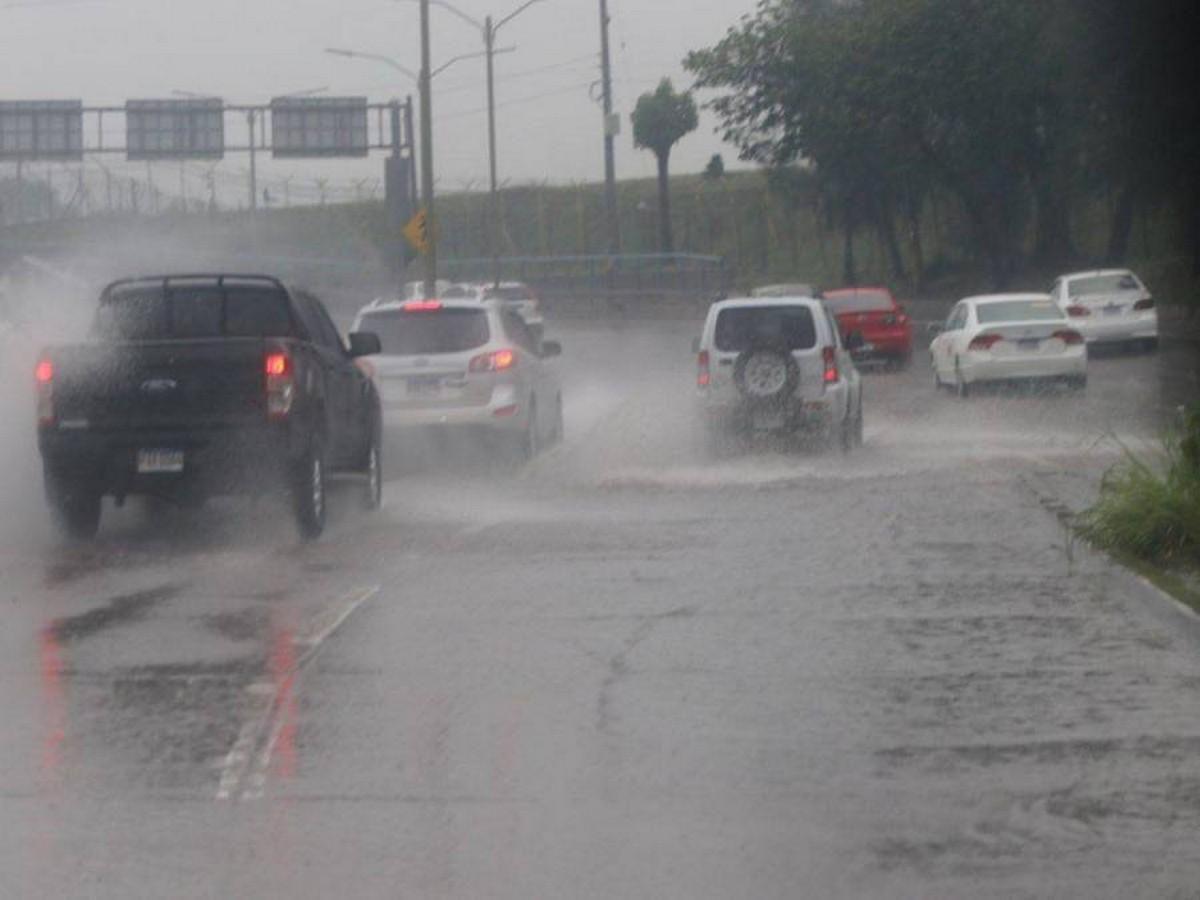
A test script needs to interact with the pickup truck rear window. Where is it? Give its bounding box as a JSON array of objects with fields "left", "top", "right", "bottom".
[
  {"left": 94, "top": 286, "right": 293, "bottom": 340},
  {"left": 359, "top": 308, "right": 490, "bottom": 355},
  {"left": 714, "top": 305, "right": 817, "bottom": 353}
]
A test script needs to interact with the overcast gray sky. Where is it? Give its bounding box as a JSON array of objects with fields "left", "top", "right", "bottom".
[{"left": 4, "top": 0, "right": 757, "bottom": 206}]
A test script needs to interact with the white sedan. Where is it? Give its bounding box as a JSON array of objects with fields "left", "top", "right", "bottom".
[
  {"left": 930, "top": 294, "right": 1087, "bottom": 396},
  {"left": 1049, "top": 268, "right": 1158, "bottom": 350}
]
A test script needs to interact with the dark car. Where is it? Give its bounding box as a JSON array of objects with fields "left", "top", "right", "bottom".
[{"left": 35, "top": 274, "right": 382, "bottom": 540}]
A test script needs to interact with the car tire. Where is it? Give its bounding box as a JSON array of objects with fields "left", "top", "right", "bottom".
[
  {"left": 293, "top": 439, "right": 327, "bottom": 541},
  {"left": 515, "top": 401, "right": 539, "bottom": 462},
  {"left": 838, "top": 407, "right": 856, "bottom": 453},
  {"left": 734, "top": 346, "right": 799, "bottom": 402},
  {"left": 361, "top": 429, "right": 383, "bottom": 511},
  {"left": 45, "top": 471, "right": 101, "bottom": 540},
  {"left": 955, "top": 360, "right": 970, "bottom": 398},
  {"left": 1140, "top": 337, "right": 1159, "bottom": 353},
  {"left": 854, "top": 399, "right": 865, "bottom": 447},
  {"left": 1067, "top": 374, "right": 1088, "bottom": 391}
]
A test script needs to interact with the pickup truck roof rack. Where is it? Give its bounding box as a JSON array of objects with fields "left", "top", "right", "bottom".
[{"left": 101, "top": 274, "right": 290, "bottom": 300}]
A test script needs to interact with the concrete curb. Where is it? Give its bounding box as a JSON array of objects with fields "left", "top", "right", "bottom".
[
  {"left": 1021, "top": 473, "right": 1200, "bottom": 645},
  {"left": 1106, "top": 558, "right": 1200, "bottom": 646}
]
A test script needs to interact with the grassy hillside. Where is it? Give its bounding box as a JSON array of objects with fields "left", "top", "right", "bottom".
[{"left": 4, "top": 169, "right": 1196, "bottom": 307}]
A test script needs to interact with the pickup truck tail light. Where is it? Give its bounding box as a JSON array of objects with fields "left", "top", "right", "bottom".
[
  {"left": 968, "top": 333, "right": 1005, "bottom": 351},
  {"left": 468, "top": 349, "right": 516, "bottom": 373},
  {"left": 1051, "top": 329, "right": 1085, "bottom": 346},
  {"left": 35, "top": 358, "right": 55, "bottom": 426},
  {"left": 697, "top": 350, "right": 711, "bottom": 387},
  {"left": 823, "top": 347, "right": 839, "bottom": 384},
  {"left": 265, "top": 351, "right": 295, "bottom": 420}
]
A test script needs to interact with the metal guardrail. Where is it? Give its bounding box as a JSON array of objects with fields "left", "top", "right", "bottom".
[{"left": 440, "top": 253, "right": 730, "bottom": 305}]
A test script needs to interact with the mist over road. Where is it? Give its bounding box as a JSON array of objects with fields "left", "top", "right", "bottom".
[{"left": 1, "top": 318, "right": 1198, "bottom": 898}]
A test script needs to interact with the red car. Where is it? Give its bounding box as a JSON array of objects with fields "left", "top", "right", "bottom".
[{"left": 821, "top": 287, "right": 913, "bottom": 368}]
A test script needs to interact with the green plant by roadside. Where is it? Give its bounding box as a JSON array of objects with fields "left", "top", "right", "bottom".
[{"left": 1080, "top": 406, "right": 1200, "bottom": 566}]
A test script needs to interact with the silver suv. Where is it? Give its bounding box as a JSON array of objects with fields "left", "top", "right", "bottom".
[
  {"left": 695, "top": 296, "right": 864, "bottom": 450},
  {"left": 352, "top": 298, "right": 563, "bottom": 459}
]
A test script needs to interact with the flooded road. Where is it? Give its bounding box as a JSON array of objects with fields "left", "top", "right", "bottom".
[{"left": 1, "top": 322, "right": 1198, "bottom": 898}]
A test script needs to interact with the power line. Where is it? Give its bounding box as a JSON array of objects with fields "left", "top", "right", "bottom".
[
  {"left": 435, "top": 53, "right": 598, "bottom": 96},
  {"left": 439, "top": 79, "right": 596, "bottom": 121}
]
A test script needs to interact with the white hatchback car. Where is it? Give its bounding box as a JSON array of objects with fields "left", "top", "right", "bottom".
[
  {"left": 1049, "top": 269, "right": 1158, "bottom": 350},
  {"left": 351, "top": 298, "right": 563, "bottom": 458},
  {"left": 695, "top": 296, "right": 863, "bottom": 449},
  {"left": 930, "top": 294, "right": 1087, "bottom": 396}
]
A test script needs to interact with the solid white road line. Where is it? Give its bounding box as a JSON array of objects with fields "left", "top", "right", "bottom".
[{"left": 215, "top": 584, "right": 381, "bottom": 802}]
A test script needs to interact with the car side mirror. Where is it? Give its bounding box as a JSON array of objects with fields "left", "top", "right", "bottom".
[
  {"left": 691, "top": 337, "right": 701, "bottom": 354},
  {"left": 927, "top": 322, "right": 945, "bottom": 336},
  {"left": 844, "top": 331, "right": 865, "bottom": 352},
  {"left": 540, "top": 340, "right": 562, "bottom": 359},
  {"left": 348, "top": 331, "right": 382, "bottom": 358}
]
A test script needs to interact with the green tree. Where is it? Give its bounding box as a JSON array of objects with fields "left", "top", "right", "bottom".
[
  {"left": 704, "top": 154, "right": 726, "bottom": 181},
  {"left": 687, "top": 0, "right": 1071, "bottom": 285},
  {"left": 632, "top": 79, "right": 698, "bottom": 253}
]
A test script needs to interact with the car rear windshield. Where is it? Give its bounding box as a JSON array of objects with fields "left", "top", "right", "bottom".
[
  {"left": 483, "top": 286, "right": 535, "bottom": 302},
  {"left": 1068, "top": 273, "right": 1140, "bottom": 296},
  {"left": 822, "top": 290, "right": 893, "bottom": 314},
  {"left": 93, "top": 284, "right": 293, "bottom": 340},
  {"left": 714, "top": 305, "right": 818, "bottom": 352},
  {"left": 752, "top": 284, "right": 814, "bottom": 298},
  {"left": 360, "top": 308, "right": 490, "bottom": 355},
  {"left": 976, "top": 299, "right": 1064, "bottom": 324}
]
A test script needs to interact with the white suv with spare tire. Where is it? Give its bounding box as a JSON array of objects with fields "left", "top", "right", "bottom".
[{"left": 695, "top": 296, "right": 864, "bottom": 450}]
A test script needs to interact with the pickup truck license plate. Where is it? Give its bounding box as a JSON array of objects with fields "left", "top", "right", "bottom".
[{"left": 137, "top": 449, "right": 184, "bottom": 474}]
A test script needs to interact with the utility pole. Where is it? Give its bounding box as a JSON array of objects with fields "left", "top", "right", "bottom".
[
  {"left": 599, "top": 0, "right": 620, "bottom": 256},
  {"left": 419, "top": 0, "right": 438, "bottom": 298},
  {"left": 247, "top": 110, "right": 259, "bottom": 212},
  {"left": 486, "top": 14, "right": 500, "bottom": 287}
]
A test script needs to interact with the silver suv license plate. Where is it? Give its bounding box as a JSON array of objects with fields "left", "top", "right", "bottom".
[{"left": 137, "top": 449, "right": 184, "bottom": 474}]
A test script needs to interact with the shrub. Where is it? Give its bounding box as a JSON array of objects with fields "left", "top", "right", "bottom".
[{"left": 1080, "top": 406, "right": 1200, "bottom": 566}]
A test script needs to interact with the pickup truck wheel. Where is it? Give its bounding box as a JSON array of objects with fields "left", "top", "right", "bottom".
[
  {"left": 293, "top": 442, "right": 327, "bottom": 540},
  {"left": 45, "top": 472, "right": 101, "bottom": 540},
  {"left": 549, "top": 395, "right": 565, "bottom": 446},
  {"left": 361, "top": 434, "right": 382, "bottom": 511}
]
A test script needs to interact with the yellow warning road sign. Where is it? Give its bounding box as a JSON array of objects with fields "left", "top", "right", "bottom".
[{"left": 403, "top": 209, "right": 431, "bottom": 255}]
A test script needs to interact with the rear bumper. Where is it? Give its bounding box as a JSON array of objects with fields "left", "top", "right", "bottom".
[
  {"left": 960, "top": 348, "right": 1087, "bottom": 384},
  {"left": 38, "top": 423, "right": 302, "bottom": 499},
  {"left": 1074, "top": 311, "right": 1158, "bottom": 343},
  {"left": 699, "top": 395, "right": 835, "bottom": 435},
  {"left": 853, "top": 331, "right": 912, "bottom": 360},
  {"left": 381, "top": 385, "right": 528, "bottom": 433}
]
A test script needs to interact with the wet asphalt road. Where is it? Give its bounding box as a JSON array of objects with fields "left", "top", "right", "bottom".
[{"left": 1, "top": 323, "right": 1199, "bottom": 898}]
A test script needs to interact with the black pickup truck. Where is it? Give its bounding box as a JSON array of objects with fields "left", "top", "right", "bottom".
[{"left": 35, "top": 274, "right": 383, "bottom": 540}]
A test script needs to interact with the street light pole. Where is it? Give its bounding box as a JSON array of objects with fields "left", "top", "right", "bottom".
[
  {"left": 419, "top": 0, "right": 438, "bottom": 298},
  {"left": 412, "top": 0, "right": 545, "bottom": 287}
]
